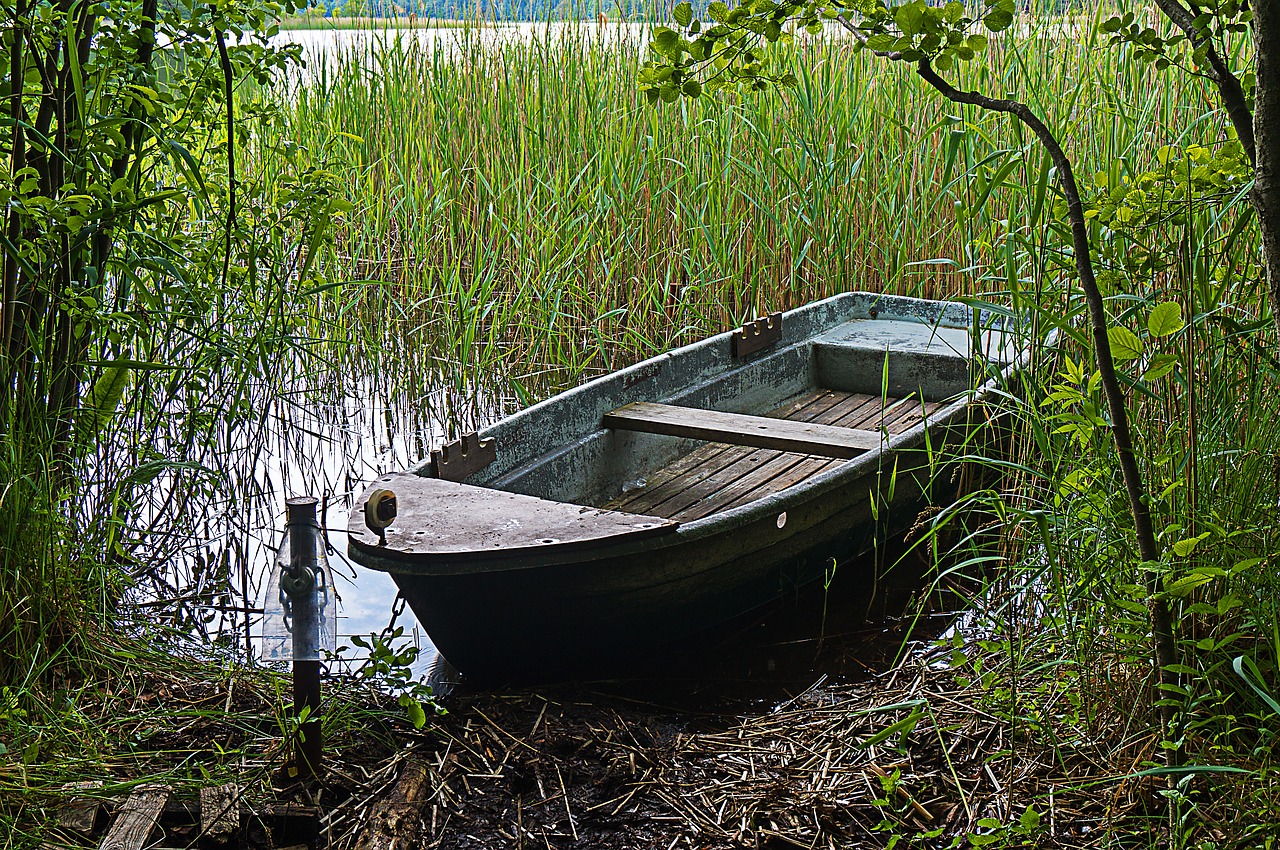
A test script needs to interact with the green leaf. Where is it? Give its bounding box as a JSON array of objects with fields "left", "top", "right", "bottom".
[
  {"left": 894, "top": 1, "right": 925, "bottom": 36},
  {"left": 865, "top": 33, "right": 897, "bottom": 51},
  {"left": 673, "top": 1, "right": 693, "bottom": 27},
  {"left": 653, "top": 28, "right": 681, "bottom": 57},
  {"left": 983, "top": 7, "right": 1013, "bottom": 31},
  {"left": 1171, "top": 532, "right": 1210, "bottom": 557},
  {"left": 863, "top": 709, "right": 923, "bottom": 746},
  {"left": 81, "top": 365, "right": 133, "bottom": 437},
  {"left": 707, "top": 1, "right": 729, "bottom": 22},
  {"left": 1234, "top": 655, "right": 1280, "bottom": 716},
  {"left": 402, "top": 696, "right": 427, "bottom": 729},
  {"left": 1230, "top": 557, "right": 1264, "bottom": 576},
  {"left": 1142, "top": 353, "right": 1177, "bottom": 381},
  {"left": 1148, "top": 301, "right": 1185, "bottom": 337},
  {"left": 1107, "top": 325, "right": 1144, "bottom": 361},
  {"left": 1165, "top": 572, "right": 1213, "bottom": 597},
  {"left": 682, "top": 78, "right": 702, "bottom": 97}
]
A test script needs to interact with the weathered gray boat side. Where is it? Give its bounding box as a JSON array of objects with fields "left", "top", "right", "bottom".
[{"left": 417, "top": 293, "right": 1015, "bottom": 508}]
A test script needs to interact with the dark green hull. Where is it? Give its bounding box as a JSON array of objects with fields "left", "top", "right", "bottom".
[{"left": 349, "top": 293, "right": 1044, "bottom": 678}]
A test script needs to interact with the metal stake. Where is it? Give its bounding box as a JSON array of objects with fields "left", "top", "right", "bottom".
[{"left": 285, "top": 496, "right": 322, "bottom": 780}]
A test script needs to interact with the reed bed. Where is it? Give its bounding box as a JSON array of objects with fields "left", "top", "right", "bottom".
[{"left": 256, "top": 12, "right": 1230, "bottom": 391}]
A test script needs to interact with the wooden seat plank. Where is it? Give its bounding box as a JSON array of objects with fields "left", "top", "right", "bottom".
[
  {"left": 608, "top": 390, "right": 852, "bottom": 513},
  {"left": 646, "top": 393, "right": 888, "bottom": 518},
  {"left": 350, "top": 473, "right": 677, "bottom": 559},
  {"left": 604, "top": 402, "right": 882, "bottom": 459}
]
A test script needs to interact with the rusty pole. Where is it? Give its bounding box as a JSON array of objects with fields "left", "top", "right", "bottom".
[{"left": 285, "top": 496, "right": 322, "bottom": 779}]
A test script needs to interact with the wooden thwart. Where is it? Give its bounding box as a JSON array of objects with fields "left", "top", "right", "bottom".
[{"left": 604, "top": 402, "right": 884, "bottom": 459}]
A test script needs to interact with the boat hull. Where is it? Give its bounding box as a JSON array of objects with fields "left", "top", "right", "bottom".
[
  {"left": 362, "top": 412, "right": 977, "bottom": 678},
  {"left": 348, "top": 292, "right": 1042, "bottom": 679},
  {"left": 390, "top": 489, "right": 936, "bottom": 679}
]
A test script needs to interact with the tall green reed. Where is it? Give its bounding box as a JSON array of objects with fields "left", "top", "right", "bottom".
[{"left": 260, "top": 12, "right": 1224, "bottom": 399}]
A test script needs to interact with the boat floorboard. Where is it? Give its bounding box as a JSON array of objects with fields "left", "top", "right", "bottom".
[{"left": 602, "top": 389, "right": 946, "bottom": 522}]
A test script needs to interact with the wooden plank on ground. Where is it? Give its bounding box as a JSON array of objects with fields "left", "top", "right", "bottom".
[
  {"left": 99, "top": 785, "right": 170, "bottom": 850},
  {"left": 355, "top": 758, "right": 432, "bottom": 850},
  {"left": 58, "top": 781, "right": 103, "bottom": 835},
  {"left": 604, "top": 402, "right": 882, "bottom": 459},
  {"left": 199, "top": 783, "right": 239, "bottom": 842}
]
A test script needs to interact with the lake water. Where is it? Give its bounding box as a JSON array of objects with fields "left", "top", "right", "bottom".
[{"left": 270, "top": 20, "right": 653, "bottom": 79}]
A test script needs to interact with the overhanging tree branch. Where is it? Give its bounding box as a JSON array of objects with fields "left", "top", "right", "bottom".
[
  {"left": 1150, "top": 0, "right": 1255, "bottom": 166},
  {"left": 911, "top": 59, "right": 1181, "bottom": 762}
]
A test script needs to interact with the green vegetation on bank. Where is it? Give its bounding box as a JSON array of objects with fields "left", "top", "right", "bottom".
[{"left": 4, "top": 1, "right": 1280, "bottom": 847}]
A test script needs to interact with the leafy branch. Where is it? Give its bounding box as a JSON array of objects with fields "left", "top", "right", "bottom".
[{"left": 642, "top": 0, "right": 1193, "bottom": 769}]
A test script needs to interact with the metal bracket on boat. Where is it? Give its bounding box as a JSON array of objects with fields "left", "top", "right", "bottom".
[
  {"left": 430, "top": 433, "right": 496, "bottom": 482},
  {"left": 731, "top": 312, "right": 783, "bottom": 358}
]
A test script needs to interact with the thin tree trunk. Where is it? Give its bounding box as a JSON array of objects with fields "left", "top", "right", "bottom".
[
  {"left": 1254, "top": 4, "right": 1280, "bottom": 337},
  {"left": 915, "top": 58, "right": 1182, "bottom": 765}
]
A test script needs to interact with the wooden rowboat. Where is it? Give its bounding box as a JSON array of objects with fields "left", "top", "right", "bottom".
[{"left": 348, "top": 292, "right": 1037, "bottom": 678}]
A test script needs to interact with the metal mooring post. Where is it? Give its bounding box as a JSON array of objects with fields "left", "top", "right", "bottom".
[{"left": 283, "top": 496, "right": 323, "bottom": 779}]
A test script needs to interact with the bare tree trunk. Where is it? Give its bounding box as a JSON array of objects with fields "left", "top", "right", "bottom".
[{"left": 1255, "top": 5, "right": 1280, "bottom": 337}]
